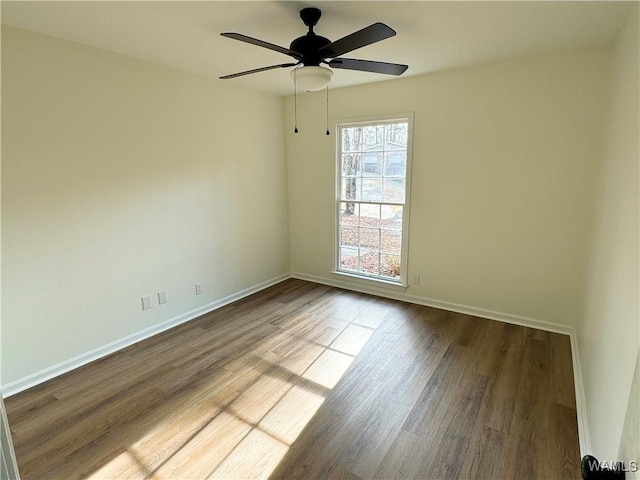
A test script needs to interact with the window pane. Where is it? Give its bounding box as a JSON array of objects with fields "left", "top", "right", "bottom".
[
  {"left": 384, "top": 152, "right": 406, "bottom": 176},
  {"left": 359, "top": 228, "right": 380, "bottom": 251},
  {"left": 381, "top": 229, "right": 401, "bottom": 255},
  {"left": 381, "top": 254, "right": 401, "bottom": 279},
  {"left": 340, "top": 226, "right": 358, "bottom": 248},
  {"left": 358, "top": 251, "right": 380, "bottom": 276},
  {"left": 339, "top": 202, "right": 359, "bottom": 224},
  {"left": 381, "top": 205, "right": 402, "bottom": 230},
  {"left": 362, "top": 152, "right": 382, "bottom": 177},
  {"left": 383, "top": 177, "right": 405, "bottom": 203},
  {"left": 342, "top": 127, "right": 363, "bottom": 153},
  {"left": 359, "top": 203, "right": 380, "bottom": 228},
  {"left": 362, "top": 125, "right": 380, "bottom": 148},
  {"left": 384, "top": 123, "right": 408, "bottom": 149},
  {"left": 362, "top": 178, "right": 383, "bottom": 202},
  {"left": 341, "top": 177, "right": 361, "bottom": 201},
  {"left": 342, "top": 153, "right": 362, "bottom": 176},
  {"left": 340, "top": 247, "right": 358, "bottom": 271}
]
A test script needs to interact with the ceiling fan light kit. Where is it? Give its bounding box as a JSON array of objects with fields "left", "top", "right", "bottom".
[
  {"left": 291, "top": 65, "right": 333, "bottom": 92},
  {"left": 220, "top": 7, "right": 408, "bottom": 132}
]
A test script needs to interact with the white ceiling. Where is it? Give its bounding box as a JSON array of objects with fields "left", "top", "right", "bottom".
[{"left": 1, "top": 1, "right": 633, "bottom": 96}]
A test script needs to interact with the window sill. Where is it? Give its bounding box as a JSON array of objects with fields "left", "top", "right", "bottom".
[{"left": 330, "top": 270, "right": 409, "bottom": 291}]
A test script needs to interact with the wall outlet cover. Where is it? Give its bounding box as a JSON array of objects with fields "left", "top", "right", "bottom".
[
  {"left": 157, "top": 291, "right": 168, "bottom": 305},
  {"left": 141, "top": 295, "right": 152, "bottom": 311}
]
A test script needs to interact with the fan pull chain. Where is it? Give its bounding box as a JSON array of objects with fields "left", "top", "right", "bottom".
[
  {"left": 293, "top": 68, "right": 299, "bottom": 134},
  {"left": 325, "top": 85, "right": 330, "bottom": 136}
]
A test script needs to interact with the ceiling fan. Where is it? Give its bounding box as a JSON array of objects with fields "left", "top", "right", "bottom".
[{"left": 219, "top": 7, "right": 408, "bottom": 92}]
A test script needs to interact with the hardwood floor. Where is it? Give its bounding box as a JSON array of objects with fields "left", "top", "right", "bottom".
[{"left": 5, "top": 279, "right": 581, "bottom": 479}]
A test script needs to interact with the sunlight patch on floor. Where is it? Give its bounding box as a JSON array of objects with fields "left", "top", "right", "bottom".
[
  {"left": 259, "top": 385, "right": 325, "bottom": 445},
  {"left": 331, "top": 324, "right": 375, "bottom": 356},
  {"left": 267, "top": 337, "right": 326, "bottom": 375},
  {"left": 149, "top": 412, "right": 251, "bottom": 480},
  {"left": 208, "top": 429, "right": 289, "bottom": 479},
  {"left": 81, "top": 308, "right": 378, "bottom": 480},
  {"left": 227, "top": 374, "right": 293, "bottom": 425},
  {"left": 303, "top": 349, "right": 355, "bottom": 389}
]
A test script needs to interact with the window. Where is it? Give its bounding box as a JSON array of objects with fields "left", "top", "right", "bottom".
[{"left": 335, "top": 115, "right": 412, "bottom": 285}]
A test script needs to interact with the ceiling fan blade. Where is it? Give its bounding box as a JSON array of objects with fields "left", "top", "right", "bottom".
[
  {"left": 318, "top": 23, "right": 396, "bottom": 58},
  {"left": 328, "top": 58, "right": 408, "bottom": 76},
  {"left": 221, "top": 33, "right": 302, "bottom": 59},
  {"left": 220, "top": 63, "right": 298, "bottom": 79}
]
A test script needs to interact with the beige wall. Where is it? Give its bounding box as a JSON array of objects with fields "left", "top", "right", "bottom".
[
  {"left": 578, "top": 6, "right": 639, "bottom": 467},
  {"left": 1, "top": 26, "right": 289, "bottom": 385},
  {"left": 287, "top": 46, "right": 611, "bottom": 328}
]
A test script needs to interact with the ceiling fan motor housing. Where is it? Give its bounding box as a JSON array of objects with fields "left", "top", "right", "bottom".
[
  {"left": 290, "top": 34, "right": 331, "bottom": 66},
  {"left": 291, "top": 7, "right": 331, "bottom": 66}
]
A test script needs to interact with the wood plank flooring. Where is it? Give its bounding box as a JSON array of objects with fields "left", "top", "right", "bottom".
[{"left": 4, "top": 279, "right": 581, "bottom": 479}]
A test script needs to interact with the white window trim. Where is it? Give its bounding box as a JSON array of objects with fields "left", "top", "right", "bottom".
[{"left": 332, "top": 112, "right": 414, "bottom": 288}]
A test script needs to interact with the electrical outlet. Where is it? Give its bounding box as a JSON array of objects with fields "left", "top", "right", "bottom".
[
  {"left": 141, "top": 295, "right": 152, "bottom": 311},
  {"left": 412, "top": 274, "right": 420, "bottom": 285},
  {"left": 195, "top": 283, "right": 202, "bottom": 295},
  {"left": 157, "top": 291, "right": 168, "bottom": 305}
]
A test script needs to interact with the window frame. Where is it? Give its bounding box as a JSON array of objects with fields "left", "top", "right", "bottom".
[{"left": 333, "top": 113, "right": 414, "bottom": 287}]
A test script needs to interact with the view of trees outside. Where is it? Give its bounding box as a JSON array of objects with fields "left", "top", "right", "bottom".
[{"left": 338, "top": 121, "right": 408, "bottom": 280}]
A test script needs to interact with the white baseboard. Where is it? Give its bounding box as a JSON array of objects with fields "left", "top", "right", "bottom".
[
  {"left": 1, "top": 273, "right": 291, "bottom": 397},
  {"left": 569, "top": 331, "right": 592, "bottom": 456},
  {"left": 292, "top": 271, "right": 591, "bottom": 455},
  {"left": 291, "top": 271, "right": 573, "bottom": 335}
]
